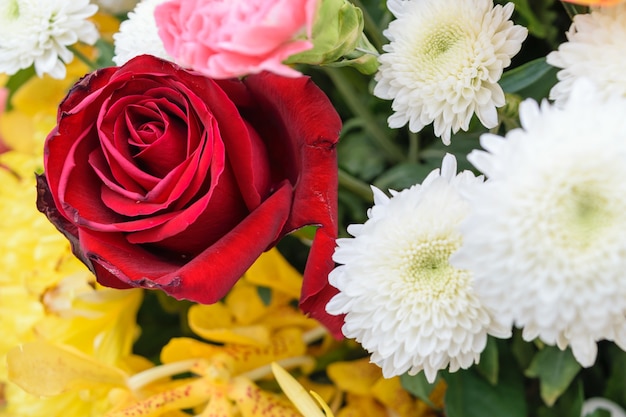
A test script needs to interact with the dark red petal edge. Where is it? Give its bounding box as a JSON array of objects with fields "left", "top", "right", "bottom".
[{"left": 242, "top": 73, "right": 344, "bottom": 338}]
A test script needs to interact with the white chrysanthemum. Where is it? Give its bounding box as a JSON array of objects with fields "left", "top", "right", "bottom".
[
  {"left": 547, "top": 4, "right": 626, "bottom": 106},
  {"left": 373, "top": 0, "right": 527, "bottom": 145},
  {"left": 0, "top": 0, "right": 99, "bottom": 79},
  {"left": 112, "top": 0, "right": 173, "bottom": 66},
  {"left": 450, "top": 80, "right": 626, "bottom": 368},
  {"left": 326, "top": 154, "right": 510, "bottom": 383}
]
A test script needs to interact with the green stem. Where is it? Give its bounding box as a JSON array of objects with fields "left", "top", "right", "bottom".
[
  {"left": 68, "top": 44, "right": 98, "bottom": 71},
  {"left": 324, "top": 68, "right": 405, "bottom": 163},
  {"left": 350, "top": 0, "right": 385, "bottom": 52},
  {"left": 339, "top": 168, "right": 373, "bottom": 202},
  {"left": 407, "top": 131, "right": 420, "bottom": 163}
]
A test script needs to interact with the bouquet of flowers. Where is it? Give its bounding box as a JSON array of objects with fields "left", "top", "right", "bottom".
[{"left": 1, "top": 0, "right": 626, "bottom": 416}]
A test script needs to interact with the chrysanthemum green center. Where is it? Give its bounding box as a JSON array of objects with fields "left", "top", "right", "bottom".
[
  {"left": 401, "top": 236, "right": 466, "bottom": 298},
  {"left": 552, "top": 182, "right": 611, "bottom": 249},
  {"left": 422, "top": 25, "right": 463, "bottom": 61},
  {"left": 2, "top": 0, "right": 20, "bottom": 20}
]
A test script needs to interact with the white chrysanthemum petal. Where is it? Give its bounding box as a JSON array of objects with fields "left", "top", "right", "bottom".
[
  {"left": 112, "top": 0, "right": 173, "bottom": 65},
  {"left": 326, "top": 154, "right": 509, "bottom": 383},
  {"left": 451, "top": 80, "right": 626, "bottom": 367},
  {"left": 373, "top": 0, "right": 527, "bottom": 144},
  {"left": 0, "top": 0, "right": 99, "bottom": 79},
  {"left": 547, "top": 4, "right": 626, "bottom": 106}
]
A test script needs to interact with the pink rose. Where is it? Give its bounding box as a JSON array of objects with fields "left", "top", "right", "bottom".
[{"left": 155, "top": 0, "right": 318, "bottom": 79}]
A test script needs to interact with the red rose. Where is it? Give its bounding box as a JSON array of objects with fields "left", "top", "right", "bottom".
[{"left": 37, "top": 55, "right": 343, "bottom": 336}]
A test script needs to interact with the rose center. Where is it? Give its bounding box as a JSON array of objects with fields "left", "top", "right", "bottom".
[
  {"left": 135, "top": 122, "right": 164, "bottom": 146},
  {"left": 125, "top": 103, "right": 189, "bottom": 178}
]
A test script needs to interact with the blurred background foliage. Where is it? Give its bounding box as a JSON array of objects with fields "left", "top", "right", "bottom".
[{"left": 4, "top": 1, "right": 615, "bottom": 415}]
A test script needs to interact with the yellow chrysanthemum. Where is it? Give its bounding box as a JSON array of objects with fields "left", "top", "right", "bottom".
[
  {"left": 0, "top": 149, "right": 145, "bottom": 417},
  {"left": 326, "top": 358, "right": 445, "bottom": 417},
  {"left": 4, "top": 284, "right": 145, "bottom": 417},
  {"left": 0, "top": 151, "right": 86, "bottom": 361},
  {"left": 4, "top": 279, "right": 145, "bottom": 416}
]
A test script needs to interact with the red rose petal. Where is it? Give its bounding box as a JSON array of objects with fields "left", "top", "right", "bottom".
[
  {"left": 78, "top": 181, "right": 292, "bottom": 303},
  {"left": 126, "top": 155, "right": 246, "bottom": 251},
  {"left": 242, "top": 72, "right": 342, "bottom": 336}
]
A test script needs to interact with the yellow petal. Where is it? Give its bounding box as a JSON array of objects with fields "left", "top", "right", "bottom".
[
  {"left": 371, "top": 376, "right": 421, "bottom": 417},
  {"left": 310, "top": 391, "right": 336, "bottom": 417},
  {"left": 7, "top": 342, "right": 127, "bottom": 396},
  {"left": 225, "top": 328, "right": 307, "bottom": 374},
  {"left": 36, "top": 284, "right": 144, "bottom": 365},
  {"left": 3, "top": 381, "right": 116, "bottom": 417},
  {"left": 188, "top": 303, "right": 271, "bottom": 346},
  {"left": 106, "top": 378, "right": 225, "bottom": 417},
  {"left": 326, "top": 358, "right": 381, "bottom": 396},
  {"left": 199, "top": 391, "right": 235, "bottom": 417},
  {"left": 225, "top": 280, "right": 270, "bottom": 325},
  {"left": 244, "top": 248, "right": 303, "bottom": 299},
  {"left": 271, "top": 362, "right": 332, "bottom": 417},
  {"left": 10, "top": 75, "right": 72, "bottom": 118},
  {"left": 336, "top": 394, "right": 387, "bottom": 417},
  {"left": 296, "top": 377, "right": 337, "bottom": 407},
  {"left": 0, "top": 111, "right": 37, "bottom": 153},
  {"left": 259, "top": 306, "right": 321, "bottom": 332},
  {"left": 0, "top": 285, "right": 43, "bottom": 361},
  {"left": 162, "top": 328, "right": 307, "bottom": 376},
  {"left": 92, "top": 11, "right": 122, "bottom": 43},
  {"left": 229, "top": 377, "right": 301, "bottom": 417},
  {"left": 161, "top": 337, "right": 224, "bottom": 364}
]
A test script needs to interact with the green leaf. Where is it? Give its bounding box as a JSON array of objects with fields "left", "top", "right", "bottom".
[
  {"left": 444, "top": 350, "right": 527, "bottom": 417},
  {"left": 537, "top": 379, "right": 584, "bottom": 417},
  {"left": 500, "top": 57, "right": 559, "bottom": 101},
  {"left": 603, "top": 345, "right": 626, "bottom": 408},
  {"left": 5, "top": 67, "right": 36, "bottom": 110},
  {"left": 475, "top": 337, "right": 499, "bottom": 385},
  {"left": 507, "top": 0, "right": 557, "bottom": 41},
  {"left": 373, "top": 162, "right": 435, "bottom": 191},
  {"left": 256, "top": 286, "right": 272, "bottom": 306},
  {"left": 510, "top": 328, "right": 536, "bottom": 370},
  {"left": 290, "top": 225, "right": 318, "bottom": 242},
  {"left": 338, "top": 129, "right": 386, "bottom": 182},
  {"left": 525, "top": 346, "right": 581, "bottom": 406},
  {"left": 95, "top": 39, "right": 116, "bottom": 68},
  {"left": 400, "top": 372, "right": 439, "bottom": 408}
]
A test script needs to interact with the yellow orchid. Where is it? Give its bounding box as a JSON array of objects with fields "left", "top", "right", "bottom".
[
  {"left": 186, "top": 249, "right": 323, "bottom": 348},
  {"left": 271, "top": 362, "right": 335, "bottom": 417},
  {"left": 59, "top": 250, "right": 330, "bottom": 417},
  {"left": 0, "top": 151, "right": 87, "bottom": 360},
  {"left": 326, "top": 358, "right": 444, "bottom": 417}
]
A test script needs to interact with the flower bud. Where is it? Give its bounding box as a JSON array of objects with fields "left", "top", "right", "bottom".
[{"left": 286, "top": 0, "right": 379, "bottom": 74}]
